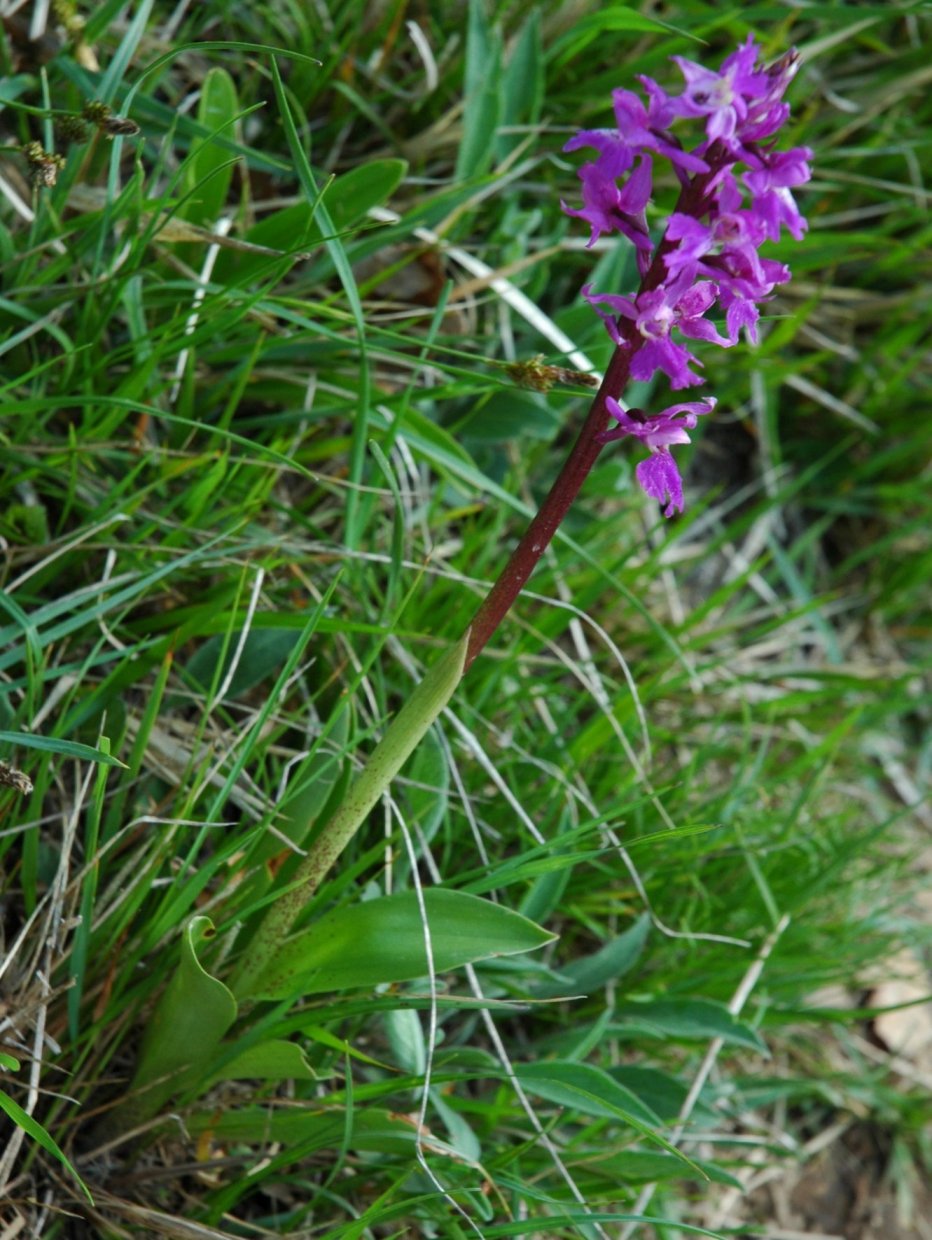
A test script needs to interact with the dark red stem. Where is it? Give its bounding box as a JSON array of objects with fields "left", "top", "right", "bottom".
[{"left": 462, "top": 144, "right": 727, "bottom": 673}]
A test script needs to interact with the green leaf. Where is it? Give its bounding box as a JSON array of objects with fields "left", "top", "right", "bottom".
[
  {"left": 515, "top": 1060, "right": 661, "bottom": 1127},
  {"left": 208, "top": 1039, "right": 317, "bottom": 1085},
  {"left": 269, "top": 57, "right": 370, "bottom": 549},
  {"left": 230, "top": 634, "right": 472, "bottom": 1000},
  {"left": 182, "top": 66, "right": 240, "bottom": 224},
  {"left": 0, "top": 1088, "right": 93, "bottom": 1204},
  {"left": 185, "top": 628, "right": 302, "bottom": 701},
  {"left": 320, "top": 158, "right": 407, "bottom": 235},
  {"left": 463, "top": 391, "right": 560, "bottom": 444},
  {"left": 586, "top": 1149, "right": 742, "bottom": 1189},
  {"left": 97, "top": 0, "right": 155, "bottom": 103},
  {"left": 497, "top": 10, "right": 543, "bottom": 161},
  {"left": 187, "top": 1105, "right": 449, "bottom": 1156},
  {"left": 227, "top": 158, "right": 407, "bottom": 285},
  {"left": 123, "top": 917, "right": 238, "bottom": 1123},
  {"left": 456, "top": 0, "right": 503, "bottom": 179},
  {"left": 609, "top": 1066, "right": 691, "bottom": 1122},
  {"left": 248, "top": 888, "right": 555, "bottom": 999},
  {"left": 548, "top": 9, "right": 674, "bottom": 66},
  {"left": 539, "top": 915, "right": 649, "bottom": 996},
  {"left": 515, "top": 1060, "right": 702, "bottom": 1174},
  {"left": 0, "top": 732, "right": 127, "bottom": 768},
  {"left": 0, "top": 74, "right": 34, "bottom": 106},
  {"left": 400, "top": 725, "right": 449, "bottom": 845},
  {"left": 253, "top": 704, "right": 352, "bottom": 866},
  {"left": 615, "top": 998, "right": 768, "bottom": 1053},
  {"left": 384, "top": 1007, "right": 426, "bottom": 1077}
]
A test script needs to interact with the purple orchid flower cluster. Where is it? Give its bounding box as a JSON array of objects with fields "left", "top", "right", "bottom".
[{"left": 562, "top": 36, "right": 813, "bottom": 516}]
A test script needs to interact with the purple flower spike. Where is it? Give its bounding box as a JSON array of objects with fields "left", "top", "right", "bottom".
[
  {"left": 599, "top": 397, "right": 716, "bottom": 517},
  {"left": 562, "top": 36, "right": 810, "bottom": 514}
]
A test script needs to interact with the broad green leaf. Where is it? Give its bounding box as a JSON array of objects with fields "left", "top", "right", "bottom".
[
  {"left": 497, "top": 10, "right": 543, "bottom": 161},
  {"left": 515, "top": 1060, "right": 701, "bottom": 1174},
  {"left": 609, "top": 1066, "right": 691, "bottom": 1122},
  {"left": 0, "top": 732, "right": 127, "bottom": 768},
  {"left": 456, "top": 0, "right": 503, "bottom": 179},
  {"left": 125, "top": 917, "right": 238, "bottom": 1122},
  {"left": 0, "top": 1050, "right": 19, "bottom": 1070},
  {"left": 516, "top": 1060, "right": 661, "bottom": 1127},
  {"left": 322, "top": 158, "right": 407, "bottom": 233},
  {"left": 207, "top": 1039, "right": 317, "bottom": 1085},
  {"left": 553, "top": 915, "right": 650, "bottom": 993},
  {"left": 187, "top": 1105, "right": 457, "bottom": 1157},
  {"left": 0, "top": 74, "right": 33, "bottom": 106},
  {"left": 586, "top": 1149, "right": 742, "bottom": 1189},
  {"left": 463, "top": 391, "right": 560, "bottom": 444},
  {"left": 246, "top": 888, "right": 555, "bottom": 1000},
  {"left": 227, "top": 158, "right": 407, "bottom": 285},
  {"left": 185, "top": 628, "right": 302, "bottom": 701},
  {"left": 0, "top": 1088, "right": 93, "bottom": 1203},
  {"left": 183, "top": 66, "right": 240, "bottom": 224},
  {"left": 615, "top": 998, "right": 768, "bottom": 1053},
  {"left": 384, "top": 1008, "right": 426, "bottom": 1077}
]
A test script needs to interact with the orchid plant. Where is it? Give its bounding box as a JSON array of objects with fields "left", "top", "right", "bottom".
[{"left": 105, "top": 36, "right": 812, "bottom": 1139}]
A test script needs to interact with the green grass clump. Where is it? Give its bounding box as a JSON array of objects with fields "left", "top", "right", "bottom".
[{"left": 0, "top": 2, "right": 929, "bottom": 1236}]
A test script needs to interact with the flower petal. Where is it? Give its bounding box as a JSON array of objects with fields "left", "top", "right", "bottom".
[{"left": 635, "top": 452, "right": 685, "bottom": 517}]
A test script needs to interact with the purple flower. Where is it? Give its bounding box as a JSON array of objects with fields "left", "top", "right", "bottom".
[
  {"left": 669, "top": 36, "right": 801, "bottom": 152},
  {"left": 613, "top": 86, "right": 710, "bottom": 174},
  {"left": 584, "top": 278, "right": 730, "bottom": 388},
  {"left": 744, "top": 147, "right": 813, "bottom": 241},
  {"left": 715, "top": 253, "right": 791, "bottom": 343},
  {"left": 560, "top": 154, "right": 653, "bottom": 254},
  {"left": 741, "top": 48, "right": 802, "bottom": 143},
  {"left": 598, "top": 397, "right": 716, "bottom": 517},
  {"left": 664, "top": 196, "right": 768, "bottom": 283},
  {"left": 668, "top": 40, "right": 759, "bottom": 145}
]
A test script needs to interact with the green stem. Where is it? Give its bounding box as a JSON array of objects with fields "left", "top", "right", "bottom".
[{"left": 230, "top": 632, "right": 469, "bottom": 999}]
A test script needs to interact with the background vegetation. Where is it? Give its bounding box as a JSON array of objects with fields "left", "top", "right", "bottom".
[{"left": 0, "top": 1, "right": 929, "bottom": 1236}]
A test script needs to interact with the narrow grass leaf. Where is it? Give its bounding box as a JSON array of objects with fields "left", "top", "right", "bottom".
[
  {"left": 269, "top": 56, "right": 370, "bottom": 549},
  {"left": 97, "top": 0, "right": 156, "bottom": 103},
  {"left": 0, "top": 732, "right": 127, "bottom": 768},
  {"left": 0, "top": 1089, "right": 93, "bottom": 1204},
  {"left": 497, "top": 9, "right": 543, "bottom": 161}
]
